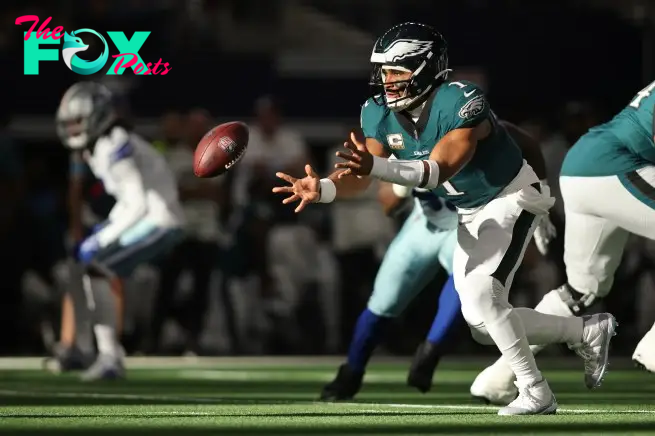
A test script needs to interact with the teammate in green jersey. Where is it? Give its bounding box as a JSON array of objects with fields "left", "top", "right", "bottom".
[
  {"left": 274, "top": 22, "right": 617, "bottom": 415},
  {"left": 472, "top": 79, "right": 655, "bottom": 404}
]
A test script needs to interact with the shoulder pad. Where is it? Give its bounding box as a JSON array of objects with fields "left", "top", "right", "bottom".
[
  {"left": 360, "top": 97, "right": 388, "bottom": 139},
  {"left": 439, "top": 81, "right": 489, "bottom": 128}
]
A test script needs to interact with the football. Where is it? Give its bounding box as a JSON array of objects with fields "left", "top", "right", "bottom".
[{"left": 193, "top": 121, "right": 249, "bottom": 178}]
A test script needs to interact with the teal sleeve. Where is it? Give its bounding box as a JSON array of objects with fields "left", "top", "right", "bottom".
[
  {"left": 448, "top": 84, "right": 490, "bottom": 130},
  {"left": 360, "top": 98, "right": 387, "bottom": 145}
]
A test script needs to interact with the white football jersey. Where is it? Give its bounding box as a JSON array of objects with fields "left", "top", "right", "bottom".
[{"left": 84, "top": 126, "right": 185, "bottom": 247}]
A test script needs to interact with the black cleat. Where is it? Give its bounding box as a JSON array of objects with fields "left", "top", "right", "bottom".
[
  {"left": 43, "top": 345, "right": 94, "bottom": 374},
  {"left": 407, "top": 341, "right": 442, "bottom": 393},
  {"left": 319, "top": 363, "right": 364, "bottom": 401}
]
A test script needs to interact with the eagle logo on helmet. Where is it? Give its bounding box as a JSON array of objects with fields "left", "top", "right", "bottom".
[
  {"left": 383, "top": 39, "right": 433, "bottom": 62},
  {"left": 458, "top": 95, "right": 486, "bottom": 120}
]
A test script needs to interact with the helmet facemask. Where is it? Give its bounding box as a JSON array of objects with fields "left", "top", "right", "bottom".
[{"left": 371, "top": 64, "right": 450, "bottom": 112}]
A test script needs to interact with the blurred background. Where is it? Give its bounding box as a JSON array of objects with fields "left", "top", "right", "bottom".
[{"left": 0, "top": 0, "right": 654, "bottom": 358}]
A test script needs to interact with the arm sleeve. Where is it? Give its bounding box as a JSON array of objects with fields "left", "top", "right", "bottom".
[{"left": 94, "top": 143, "right": 148, "bottom": 247}]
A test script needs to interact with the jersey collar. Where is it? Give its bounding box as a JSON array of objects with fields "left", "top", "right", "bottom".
[{"left": 392, "top": 88, "right": 438, "bottom": 139}]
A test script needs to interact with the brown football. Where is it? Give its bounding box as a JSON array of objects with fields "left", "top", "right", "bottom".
[{"left": 193, "top": 121, "right": 249, "bottom": 178}]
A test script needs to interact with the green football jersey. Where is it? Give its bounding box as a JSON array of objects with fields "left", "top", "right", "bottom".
[
  {"left": 561, "top": 80, "right": 655, "bottom": 177},
  {"left": 361, "top": 80, "right": 523, "bottom": 208}
]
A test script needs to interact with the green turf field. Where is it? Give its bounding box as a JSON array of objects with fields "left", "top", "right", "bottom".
[{"left": 0, "top": 356, "right": 653, "bottom": 435}]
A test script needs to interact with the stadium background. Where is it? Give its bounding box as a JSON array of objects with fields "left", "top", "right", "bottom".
[{"left": 0, "top": 0, "right": 654, "bottom": 359}]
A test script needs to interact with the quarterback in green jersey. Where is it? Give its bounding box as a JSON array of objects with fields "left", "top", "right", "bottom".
[
  {"left": 274, "top": 22, "right": 617, "bottom": 415},
  {"left": 472, "top": 80, "right": 655, "bottom": 404}
]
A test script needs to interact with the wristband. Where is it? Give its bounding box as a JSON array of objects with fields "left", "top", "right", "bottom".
[{"left": 318, "top": 178, "right": 337, "bottom": 203}]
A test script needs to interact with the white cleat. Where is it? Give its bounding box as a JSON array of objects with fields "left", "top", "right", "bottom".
[
  {"left": 632, "top": 327, "right": 655, "bottom": 373},
  {"left": 569, "top": 313, "right": 618, "bottom": 389},
  {"left": 80, "top": 354, "right": 125, "bottom": 381},
  {"left": 470, "top": 360, "right": 518, "bottom": 405},
  {"left": 497, "top": 379, "right": 557, "bottom": 416}
]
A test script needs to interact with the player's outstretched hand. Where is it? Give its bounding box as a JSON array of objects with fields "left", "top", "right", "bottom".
[
  {"left": 273, "top": 164, "right": 320, "bottom": 213},
  {"left": 335, "top": 132, "right": 373, "bottom": 178}
]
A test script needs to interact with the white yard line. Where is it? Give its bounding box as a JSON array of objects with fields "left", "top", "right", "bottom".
[
  {"left": 0, "top": 390, "right": 652, "bottom": 415},
  {"left": 336, "top": 402, "right": 655, "bottom": 414}
]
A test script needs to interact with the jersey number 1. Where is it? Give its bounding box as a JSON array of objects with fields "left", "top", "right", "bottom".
[{"left": 630, "top": 80, "right": 655, "bottom": 108}]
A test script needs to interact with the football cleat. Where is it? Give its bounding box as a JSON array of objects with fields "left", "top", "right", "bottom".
[
  {"left": 569, "top": 313, "right": 617, "bottom": 389},
  {"left": 470, "top": 360, "right": 518, "bottom": 405},
  {"left": 80, "top": 354, "right": 125, "bottom": 381},
  {"left": 42, "top": 344, "right": 94, "bottom": 374},
  {"left": 407, "top": 340, "right": 442, "bottom": 393},
  {"left": 319, "top": 363, "right": 364, "bottom": 401},
  {"left": 632, "top": 325, "right": 655, "bottom": 373},
  {"left": 497, "top": 379, "right": 557, "bottom": 416}
]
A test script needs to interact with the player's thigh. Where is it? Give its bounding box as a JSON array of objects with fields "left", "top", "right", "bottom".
[
  {"left": 452, "top": 192, "right": 539, "bottom": 327},
  {"left": 95, "top": 224, "right": 184, "bottom": 278},
  {"left": 612, "top": 167, "right": 655, "bottom": 239},
  {"left": 561, "top": 206, "right": 628, "bottom": 298},
  {"left": 454, "top": 196, "right": 537, "bottom": 290},
  {"left": 560, "top": 175, "right": 634, "bottom": 297},
  {"left": 368, "top": 217, "right": 444, "bottom": 317}
]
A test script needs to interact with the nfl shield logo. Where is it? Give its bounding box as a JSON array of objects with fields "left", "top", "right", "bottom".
[{"left": 218, "top": 136, "right": 236, "bottom": 153}]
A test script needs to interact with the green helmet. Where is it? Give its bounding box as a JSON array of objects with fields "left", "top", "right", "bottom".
[
  {"left": 369, "top": 22, "right": 450, "bottom": 112},
  {"left": 56, "top": 82, "right": 116, "bottom": 150}
]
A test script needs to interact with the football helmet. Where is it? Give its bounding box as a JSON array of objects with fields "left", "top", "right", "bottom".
[
  {"left": 370, "top": 22, "right": 450, "bottom": 112},
  {"left": 56, "top": 82, "right": 116, "bottom": 149}
]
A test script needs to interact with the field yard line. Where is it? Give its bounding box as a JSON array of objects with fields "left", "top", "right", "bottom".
[
  {"left": 0, "top": 389, "right": 230, "bottom": 404},
  {"left": 336, "top": 402, "right": 655, "bottom": 414},
  {"left": 0, "top": 390, "right": 653, "bottom": 414}
]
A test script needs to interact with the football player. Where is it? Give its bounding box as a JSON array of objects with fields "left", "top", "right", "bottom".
[
  {"left": 471, "top": 79, "right": 655, "bottom": 404},
  {"left": 320, "top": 179, "right": 461, "bottom": 401},
  {"left": 321, "top": 119, "right": 552, "bottom": 400},
  {"left": 56, "top": 82, "right": 185, "bottom": 380},
  {"left": 274, "top": 22, "right": 617, "bottom": 415}
]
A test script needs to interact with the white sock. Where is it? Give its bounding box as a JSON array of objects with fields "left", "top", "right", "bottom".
[
  {"left": 94, "top": 324, "right": 119, "bottom": 357},
  {"left": 484, "top": 309, "right": 542, "bottom": 387},
  {"left": 492, "top": 288, "right": 581, "bottom": 380},
  {"left": 515, "top": 308, "right": 583, "bottom": 346}
]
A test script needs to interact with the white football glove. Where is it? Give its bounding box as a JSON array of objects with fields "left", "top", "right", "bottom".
[{"left": 533, "top": 180, "right": 557, "bottom": 255}]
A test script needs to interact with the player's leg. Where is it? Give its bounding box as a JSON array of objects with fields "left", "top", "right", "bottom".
[
  {"left": 471, "top": 175, "right": 629, "bottom": 404},
  {"left": 81, "top": 224, "right": 184, "bottom": 381},
  {"left": 60, "top": 293, "right": 75, "bottom": 349},
  {"left": 321, "top": 207, "right": 443, "bottom": 401},
  {"left": 46, "top": 259, "right": 97, "bottom": 373},
  {"left": 408, "top": 229, "right": 462, "bottom": 392},
  {"left": 634, "top": 321, "right": 655, "bottom": 372},
  {"left": 455, "top": 203, "right": 557, "bottom": 415},
  {"left": 608, "top": 168, "right": 655, "bottom": 370},
  {"left": 455, "top": 180, "right": 616, "bottom": 415}
]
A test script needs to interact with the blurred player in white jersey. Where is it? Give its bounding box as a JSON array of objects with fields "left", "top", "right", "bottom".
[{"left": 56, "top": 82, "right": 185, "bottom": 380}]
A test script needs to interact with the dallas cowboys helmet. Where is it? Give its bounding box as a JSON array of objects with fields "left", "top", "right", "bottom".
[
  {"left": 370, "top": 22, "right": 450, "bottom": 112},
  {"left": 56, "top": 82, "right": 117, "bottom": 149}
]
